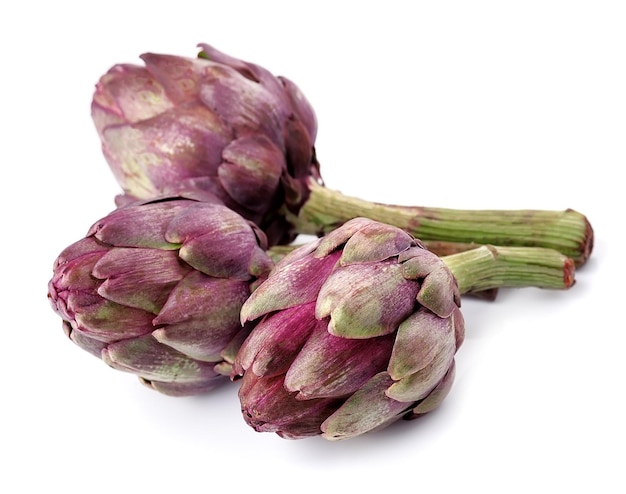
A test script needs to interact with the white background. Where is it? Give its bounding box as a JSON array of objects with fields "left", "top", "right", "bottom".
[{"left": 2, "top": 1, "right": 624, "bottom": 492}]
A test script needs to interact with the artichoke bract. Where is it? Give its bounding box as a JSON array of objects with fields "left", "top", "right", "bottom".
[
  {"left": 92, "top": 43, "right": 320, "bottom": 245},
  {"left": 48, "top": 195, "right": 273, "bottom": 396},
  {"left": 234, "top": 218, "right": 575, "bottom": 440}
]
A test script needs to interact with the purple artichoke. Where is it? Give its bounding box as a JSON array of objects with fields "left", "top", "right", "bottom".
[
  {"left": 48, "top": 195, "right": 273, "bottom": 396},
  {"left": 91, "top": 43, "right": 594, "bottom": 265},
  {"left": 91, "top": 43, "right": 320, "bottom": 245},
  {"left": 233, "top": 218, "right": 465, "bottom": 439},
  {"left": 233, "top": 217, "right": 576, "bottom": 440}
]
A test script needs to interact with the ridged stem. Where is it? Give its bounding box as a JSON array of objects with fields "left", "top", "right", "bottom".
[
  {"left": 268, "top": 242, "right": 574, "bottom": 297},
  {"left": 291, "top": 180, "right": 593, "bottom": 266},
  {"left": 441, "top": 245, "right": 576, "bottom": 294}
]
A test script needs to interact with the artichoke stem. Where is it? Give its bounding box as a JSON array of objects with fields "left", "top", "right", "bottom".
[
  {"left": 441, "top": 245, "right": 576, "bottom": 293},
  {"left": 291, "top": 180, "right": 593, "bottom": 267},
  {"left": 266, "top": 244, "right": 299, "bottom": 264}
]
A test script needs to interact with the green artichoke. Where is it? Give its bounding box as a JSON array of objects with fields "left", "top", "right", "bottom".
[
  {"left": 91, "top": 43, "right": 320, "bottom": 245},
  {"left": 48, "top": 195, "right": 273, "bottom": 396},
  {"left": 234, "top": 217, "right": 575, "bottom": 440}
]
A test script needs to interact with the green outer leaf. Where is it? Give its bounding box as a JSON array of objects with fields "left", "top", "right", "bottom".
[
  {"left": 340, "top": 221, "right": 413, "bottom": 265},
  {"left": 408, "top": 360, "right": 456, "bottom": 416},
  {"left": 387, "top": 307, "right": 455, "bottom": 381},
  {"left": 320, "top": 372, "right": 408, "bottom": 441},
  {"left": 317, "top": 262, "right": 419, "bottom": 339},
  {"left": 386, "top": 334, "right": 456, "bottom": 403}
]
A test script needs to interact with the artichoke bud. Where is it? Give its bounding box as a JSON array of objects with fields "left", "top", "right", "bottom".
[
  {"left": 92, "top": 43, "right": 321, "bottom": 246},
  {"left": 236, "top": 217, "right": 464, "bottom": 440},
  {"left": 48, "top": 196, "right": 273, "bottom": 396}
]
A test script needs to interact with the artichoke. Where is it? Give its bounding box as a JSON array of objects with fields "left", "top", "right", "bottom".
[
  {"left": 91, "top": 42, "right": 593, "bottom": 264},
  {"left": 92, "top": 43, "right": 320, "bottom": 245},
  {"left": 48, "top": 194, "right": 273, "bottom": 396},
  {"left": 234, "top": 217, "right": 575, "bottom": 440}
]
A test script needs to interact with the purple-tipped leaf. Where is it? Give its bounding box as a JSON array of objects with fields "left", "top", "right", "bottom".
[
  {"left": 94, "top": 248, "right": 190, "bottom": 314},
  {"left": 152, "top": 272, "right": 250, "bottom": 361},
  {"left": 284, "top": 329, "right": 395, "bottom": 399},
  {"left": 235, "top": 303, "right": 324, "bottom": 378},
  {"left": 240, "top": 250, "right": 341, "bottom": 322}
]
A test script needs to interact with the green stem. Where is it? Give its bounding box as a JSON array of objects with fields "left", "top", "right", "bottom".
[
  {"left": 291, "top": 180, "right": 594, "bottom": 266},
  {"left": 266, "top": 244, "right": 299, "bottom": 264},
  {"left": 441, "top": 245, "right": 576, "bottom": 294},
  {"left": 267, "top": 241, "right": 573, "bottom": 299}
]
